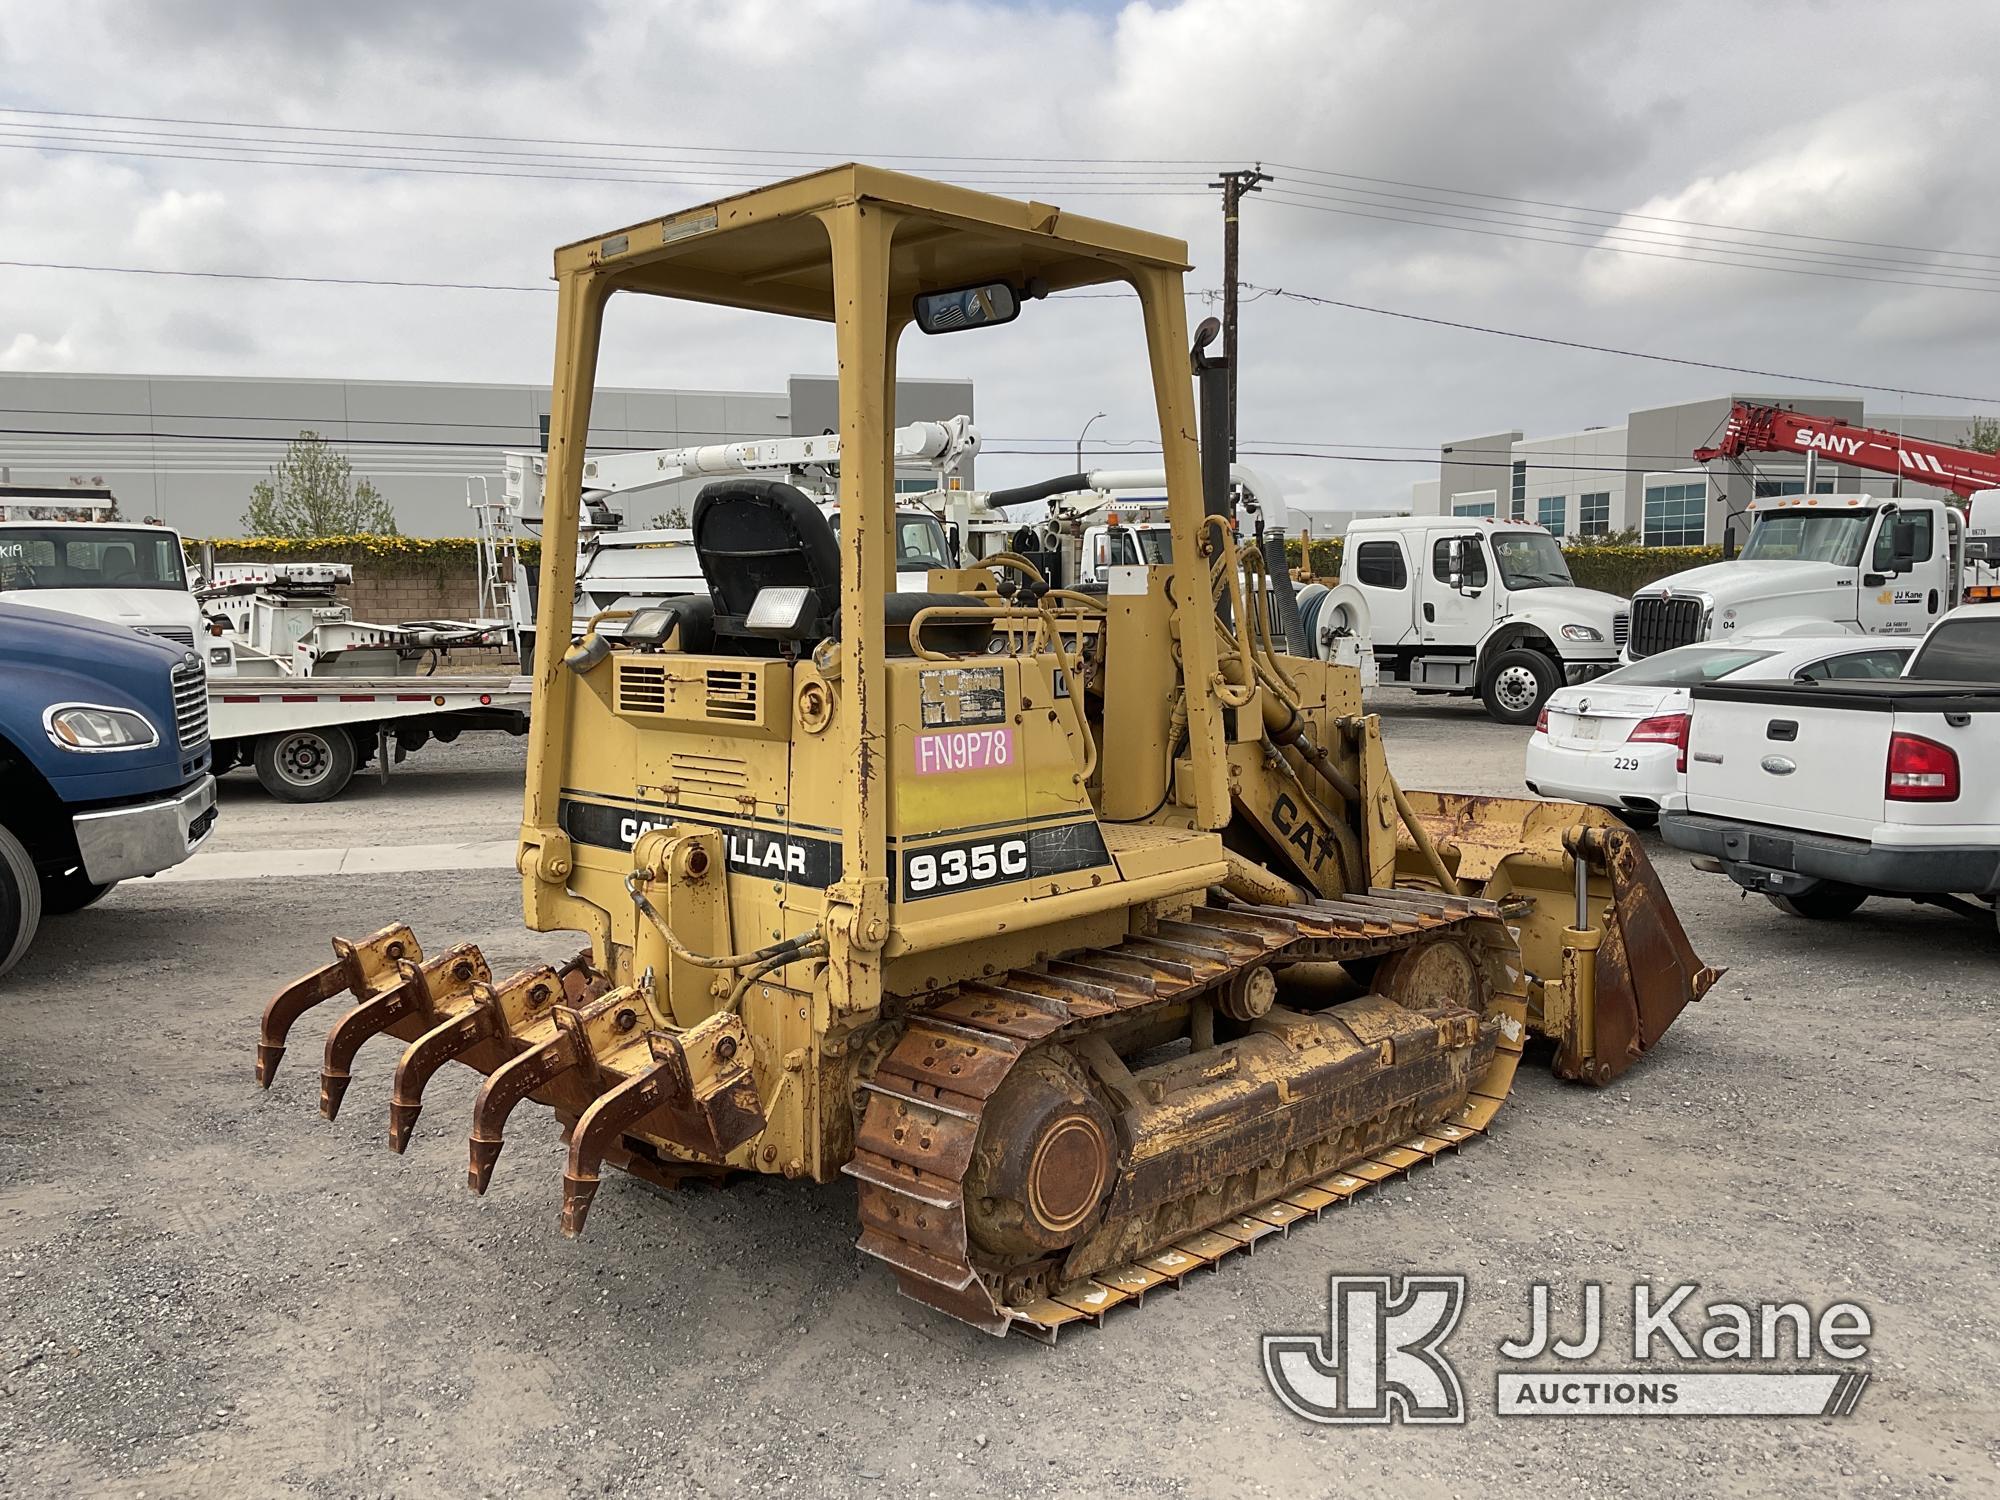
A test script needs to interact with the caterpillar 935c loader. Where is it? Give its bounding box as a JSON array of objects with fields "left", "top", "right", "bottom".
[{"left": 256, "top": 166, "right": 1718, "bottom": 1339}]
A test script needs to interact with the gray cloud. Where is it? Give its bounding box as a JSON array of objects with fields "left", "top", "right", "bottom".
[{"left": 0, "top": 0, "right": 1996, "bottom": 520}]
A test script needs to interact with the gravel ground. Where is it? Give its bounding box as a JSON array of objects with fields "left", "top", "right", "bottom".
[{"left": 1, "top": 690, "right": 1993, "bottom": 1498}]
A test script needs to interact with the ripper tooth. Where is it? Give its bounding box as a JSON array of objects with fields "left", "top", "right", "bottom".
[
  {"left": 467, "top": 1030, "right": 586, "bottom": 1194},
  {"left": 317, "top": 944, "right": 490, "bottom": 1122},
  {"left": 387, "top": 965, "right": 561, "bottom": 1153},
  {"left": 257, "top": 923, "right": 419, "bottom": 1089}
]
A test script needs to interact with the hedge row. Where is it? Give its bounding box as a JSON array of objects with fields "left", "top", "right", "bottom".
[
  {"left": 197, "top": 534, "right": 541, "bottom": 584},
  {"left": 1283, "top": 537, "right": 1721, "bottom": 599},
  {"left": 199, "top": 533, "right": 1724, "bottom": 601}
]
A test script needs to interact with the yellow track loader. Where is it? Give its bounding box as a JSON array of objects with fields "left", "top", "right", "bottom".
[{"left": 256, "top": 167, "right": 1718, "bottom": 1339}]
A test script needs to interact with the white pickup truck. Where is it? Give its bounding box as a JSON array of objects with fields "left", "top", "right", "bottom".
[{"left": 1661, "top": 603, "right": 2000, "bottom": 926}]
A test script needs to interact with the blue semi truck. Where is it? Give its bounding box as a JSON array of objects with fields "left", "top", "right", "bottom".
[{"left": 0, "top": 603, "right": 217, "bottom": 976}]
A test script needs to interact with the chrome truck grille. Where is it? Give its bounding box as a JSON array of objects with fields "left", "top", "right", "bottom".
[
  {"left": 1612, "top": 611, "right": 1629, "bottom": 649},
  {"left": 1625, "top": 596, "right": 1703, "bottom": 659},
  {"left": 172, "top": 657, "right": 210, "bottom": 751}
]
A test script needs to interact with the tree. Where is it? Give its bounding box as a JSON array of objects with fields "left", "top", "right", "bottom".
[
  {"left": 242, "top": 430, "right": 399, "bottom": 537},
  {"left": 1964, "top": 415, "right": 2000, "bottom": 455},
  {"left": 648, "top": 505, "right": 691, "bottom": 528}
]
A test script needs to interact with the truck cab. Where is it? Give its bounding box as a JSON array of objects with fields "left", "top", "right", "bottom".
[
  {"left": 0, "top": 520, "right": 207, "bottom": 649},
  {"left": 1625, "top": 494, "right": 1964, "bottom": 659},
  {"left": 0, "top": 604, "right": 217, "bottom": 974},
  {"left": 1340, "top": 514, "right": 1628, "bottom": 723}
]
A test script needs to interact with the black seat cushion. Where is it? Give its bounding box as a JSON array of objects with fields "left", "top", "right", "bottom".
[
  {"left": 690, "top": 478, "right": 992, "bottom": 656},
  {"left": 691, "top": 478, "right": 840, "bottom": 644}
]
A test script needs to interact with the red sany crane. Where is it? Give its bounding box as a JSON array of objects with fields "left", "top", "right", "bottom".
[{"left": 1693, "top": 403, "right": 2000, "bottom": 500}]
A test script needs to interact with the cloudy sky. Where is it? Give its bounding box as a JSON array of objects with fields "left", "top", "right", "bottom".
[{"left": 2, "top": 0, "right": 1997, "bottom": 512}]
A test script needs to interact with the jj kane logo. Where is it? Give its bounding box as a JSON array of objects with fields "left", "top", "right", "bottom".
[{"left": 1264, "top": 1276, "right": 1872, "bottom": 1424}]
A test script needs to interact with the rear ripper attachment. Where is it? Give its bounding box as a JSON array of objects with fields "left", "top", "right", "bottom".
[
  {"left": 256, "top": 922, "right": 766, "bottom": 1231},
  {"left": 848, "top": 888, "right": 1531, "bottom": 1341}
]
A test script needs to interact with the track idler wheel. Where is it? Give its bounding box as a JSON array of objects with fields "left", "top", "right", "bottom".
[
  {"left": 1370, "top": 935, "right": 1489, "bottom": 1014},
  {"left": 964, "top": 1049, "right": 1116, "bottom": 1261}
]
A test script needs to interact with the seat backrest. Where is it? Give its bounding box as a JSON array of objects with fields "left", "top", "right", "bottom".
[
  {"left": 98, "top": 544, "right": 136, "bottom": 581},
  {"left": 690, "top": 479, "right": 840, "bottom": 645}
]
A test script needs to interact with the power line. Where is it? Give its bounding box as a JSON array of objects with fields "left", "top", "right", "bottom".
[
  {"left": 1267, "top": 160, "right": 2000, "bottom": 265},
  {"left": 0, "top": 106, "right": 1222, "bottom": 167},
  {"left": 1263, "top": 175, "right": 2000, "bottom": 285},
  {"left": 1238, "top": 285, "right": 2000, "bottom": 404},
  {"left": 1260, "top": 192, "right": 2000, "bottom": 296},
  {"left": 0, "top": 258, "right": 550, "bottom": 292}
]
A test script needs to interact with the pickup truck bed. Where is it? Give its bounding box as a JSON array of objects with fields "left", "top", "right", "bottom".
[{"left": 1662, "top": 677, "right": 2000, "bottom": 900}]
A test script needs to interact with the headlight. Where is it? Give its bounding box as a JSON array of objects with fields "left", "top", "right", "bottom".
[
  {"left": 1560, "top": 624, "right": 1603, "bottom": 642},
  {"left": 44, "top": 705, "right": 160, "bottom": 752}
]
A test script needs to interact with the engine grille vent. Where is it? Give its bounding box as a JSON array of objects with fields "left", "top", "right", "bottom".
[
  {"left": 1626, "top": 597, "right": 1702, "bottom": 660},
  {"left": 171, "top": 658, "right": 209, "bottom": 751},
  {"left": 144, "top": 626, "right": 196, "bottom": 648},
  {"left": 614, "top": 662, "right": 668, "bottom": 715},
  {"left": 1612, "top": 611, "right": 1630, "bottom": 649},
  {"left": 704, "top": 669, "right": 759, "bottom": 722},
  {"left": 668, "top": 752, "right": 750, "bottom": 792}
]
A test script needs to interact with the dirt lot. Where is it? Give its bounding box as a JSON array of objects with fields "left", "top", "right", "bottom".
[{"left": 1, "top": 693, "right": 1993, "bottom": 1498}]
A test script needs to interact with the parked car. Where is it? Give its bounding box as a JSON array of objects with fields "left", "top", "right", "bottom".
[
  {"left": 1662, "top": 602, "right": 2000, "bottom": 922},
  {"left": 0, "top": 604, "right": 216, "bottom": 975},
  {"left": 1525, "top": 636, "right": 1916, "bottom": 827}
]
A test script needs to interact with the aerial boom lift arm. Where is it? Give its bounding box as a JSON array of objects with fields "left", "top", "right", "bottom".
[{"left": 1693, "top": 403, "right": 2000, "bottom": 499}]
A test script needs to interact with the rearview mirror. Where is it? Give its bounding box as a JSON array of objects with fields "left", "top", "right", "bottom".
[
  {"left": 1892, "top": 517, "right": 1921, "bottom": 566},
  {"left": 1445, "top": 537, "right": 1467, "bottom": 590},
  {"left": 913, "top": 281, "right": 1021, "bottom": 335}
]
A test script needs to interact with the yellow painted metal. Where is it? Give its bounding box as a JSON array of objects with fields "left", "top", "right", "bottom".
[{"left": 258, "top": 165, "right": 1720, "bottom": 1335}]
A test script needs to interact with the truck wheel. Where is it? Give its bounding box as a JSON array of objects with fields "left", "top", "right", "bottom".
[
  {"left": 0, "top": 824, "right": 43, "bottom": 977},
  {"left": 42, "top": 867, "right": 116, "bottom": 914},
  {"left": 1766, "top": 881, "right": 1869, "bottom": 920},
  {"left": 255, "top": 726, "right": 357, "bottom": 803},
  {"left": 1480, "top": 648, "right": 1560, "bottom": 725}
]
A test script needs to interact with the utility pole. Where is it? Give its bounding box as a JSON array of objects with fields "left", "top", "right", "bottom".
[{"left": 1210, "top": 165, "right": 1270, "bottom": 461}]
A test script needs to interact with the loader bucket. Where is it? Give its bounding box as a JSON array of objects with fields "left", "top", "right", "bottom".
[{"left": 1394, "top": 792, "right": 1721, "bottom": 1084}]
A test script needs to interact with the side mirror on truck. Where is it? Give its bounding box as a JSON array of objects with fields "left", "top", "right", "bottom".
[{"left": 1892, "top": 516, "right": 1921, "bottom": 567}]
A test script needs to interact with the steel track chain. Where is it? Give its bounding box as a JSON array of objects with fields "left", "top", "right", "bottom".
[{"left": 845, "top": 887, "right": 1529, "bottom": 1340}]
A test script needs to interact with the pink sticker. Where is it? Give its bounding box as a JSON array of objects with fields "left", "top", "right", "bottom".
[{"left": 913, "top": 727, "right": 1014, "bottom": 774}]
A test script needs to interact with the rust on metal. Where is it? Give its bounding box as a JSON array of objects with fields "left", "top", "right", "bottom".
[
  {"left": 319, "top": 944, "right": 490, "bottom": 1121},
  {"left": 256, "top": 922, "right": 418, "bottom": 1088}
]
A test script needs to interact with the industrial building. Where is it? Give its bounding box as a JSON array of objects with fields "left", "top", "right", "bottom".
[
  {"left": 0, "top": 371, "right": 975, "bottom": 537},
  {"left": 1416, "top": 394, "right": 1983, "bottom": 545}
]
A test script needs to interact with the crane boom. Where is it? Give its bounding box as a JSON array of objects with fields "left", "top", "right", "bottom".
[{"left": 1693, "top": 403, "right": 2000, "bottom": 499}]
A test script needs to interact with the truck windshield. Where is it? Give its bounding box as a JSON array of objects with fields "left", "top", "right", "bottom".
[
  {"left": 1106, "top": 527, "right": 1172, "bottom": 566},
  {"left": 1491, "top": 532, "right": 1573, "bottom": 589},
  {"left": 1596, "top": 645, "right": 1779, "bottom": 687},
  {"left": 827, "top": 512, "right": 951, "bottom": 570},
  {"left": 0, "top": 527, "right": 187, "bottom": 592},
  {"left": 1907, "top": 617, "right": 2000, "bottom": 682},
  {"left": 1740, "top": 511, "right": 1874, "bottom": 566}
]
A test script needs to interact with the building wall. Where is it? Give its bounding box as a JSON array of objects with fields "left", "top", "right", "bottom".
[
  {"left": 1438, "top": 429, "right": 1521, "bottom": 517},
  {"left": 1415, "top": 395, "right": 1981, "bottom": 544},
  {"left": 0, "top": 370, "right": 972, "bottom": 538}
]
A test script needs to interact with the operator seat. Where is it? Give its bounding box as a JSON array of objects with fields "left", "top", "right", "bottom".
[
  {"left": 98, "top": 544, "right": 137, "bottom": 583},
  {"left": 691, "top": 479, "right": 991, "bottom": 657}
]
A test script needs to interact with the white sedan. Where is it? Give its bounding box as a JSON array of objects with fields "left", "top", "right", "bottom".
[{"left": 1523, "top": 636, "right": 1914, "bottom": 828}]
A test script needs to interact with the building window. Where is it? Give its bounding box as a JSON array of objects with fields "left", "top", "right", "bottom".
[
  {"left": 1577, "top": 492, "right": 1610, "bottom": 536},
  {"left": 1453, "top": 500, "right": 1494, "bottom": 518},
  {"left": 1642, "top": 480, "right": 1707, "bottom": 547},
  {"left": 1352, "top": 540, "right": 1408, "bottom": 589},
  {"left": 1755, "top": 474, "right": 1839, "bottom": 499},
  {"left": 1511, "top": 459, "right": 1527, "bottom": 509},
  {"left": 1510, "top": 497, "right": 1526, "bottom": 521},
  {"left": 1537, "top": 496, "right": 1565, "bottom": 532}
]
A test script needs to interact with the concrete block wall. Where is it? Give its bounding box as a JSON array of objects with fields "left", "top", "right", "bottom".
[{"left": 346, "top": 574, "right": 485, "bottom": 624}]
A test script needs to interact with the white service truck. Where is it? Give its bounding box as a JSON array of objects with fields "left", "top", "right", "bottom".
[
  {"left": 1339, "top": 514, "right": 1628, "bottom": 723},
  {"left": 0, "top": 520, "right": 528, "bottom": 802},
  {"left": 1623, "top": 493, "right": 1973, "bottom": 660},
  {"left": 1662, "top": 603, "right": 2000, "bottom": 927}
]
